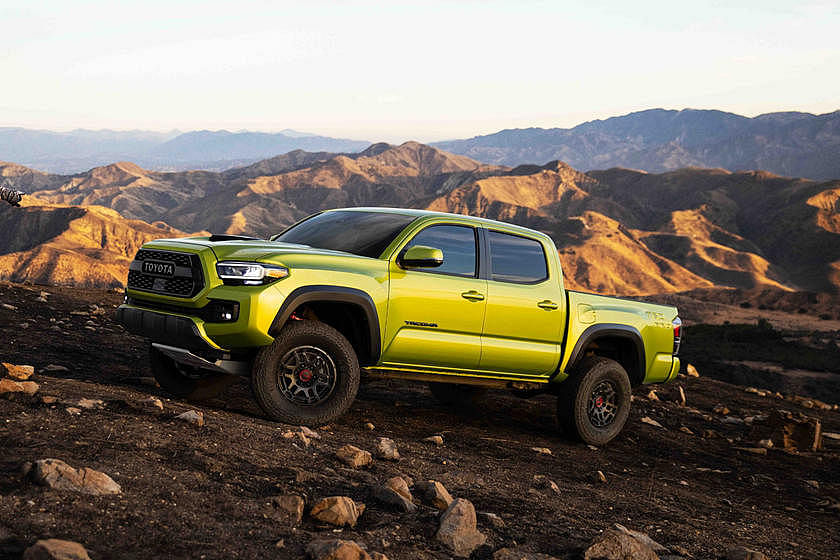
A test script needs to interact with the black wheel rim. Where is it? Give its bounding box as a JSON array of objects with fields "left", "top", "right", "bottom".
[
  {"left": 587, "top": 380, "right": 618, "bottom": 428},
  {"left": 277, "top": 345, "right": 337, "bottom": 406}
]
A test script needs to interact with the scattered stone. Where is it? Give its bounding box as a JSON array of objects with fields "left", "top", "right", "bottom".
[
  {"left": 531, "top": 447, "right": 552, "bottom": 455},
  {"left": 0, "top": 303, "right": 17, "bottom": 311},
  {"left": 592, "top": 470, "right": 608, "bottom": 484},
  {"left": 678, "top": 386, "right": 686, "bottom": 407},
  {"left": 310, "top": 496, "right": 365, "bottom": 527},
  {"left": 686, "top": 363, "right": 699, "bottom": 377},
  {"left": 804, "top": 479, "right": 820, "bottom": 492},
  {"left": 414, "top": 480, "right": 454, "bottom": 511},
  {"left": 2, "top": 363, "right": 35, "bottom": 380},
  {"left": 713, "top": 405, "right": 730, "bottom": 415},
  {"left": 175, "top": 410, "right": 205, "bottom": 427},
  {"left": 300, "top": 425, "right": 321, "bottom": 439},
  {"left": 65, "top": 407, "right": 81, "bottom": 416},
  {"left": 306, "top": 539, "right": 371, "bottom": 560},
  {"left": 28, "top": 458, "right": 121, "bottom": 495},
  {"left": 77, "top": 398, "right": 105, "bottom": 410},
  {"left": 375, "top": 437, "right": 400, "bottom": 460},
  {"left": 297, "top": 432, "right": 311, "bottom": 447},
  {"left": 42, "top": 364, "right": 70, "bottom": 373},
  {"left": 0, "top": 378, "right": 39, "bottom": 396},
  {"left": 583, "top": 528, "right": 658, "bottom": 560},
  {"left": 532, "top": 474, "right": 560, "bottom": 494},
  {"left": 726, "top": 546, "right": 769, "bottom": 560},
  {"left": 436, "top": 498, "right": 486, "bottom": 557},
  {"left": 493, "top": 548, "right": 558, "bottom": 560},
  {"left": 372, "top": 476, "right": 415, "bottom": 512},
  {"left": 640, "top": 417, "right": 663, "bottom": 428},
  {"left": 734, "top": 447, "right": 767, "bottom": 455},
  {"left": 39, "top": 291, "right": 51, "bottom": 298},
  {"left": 824, "top": 432, "right": 840, "bottom": 442},
  {"left": 679, "top": 426, "right": 694, "bottom": 435},
  {"left": 479, "top": 512, "right": 506, "bottom": 529},
  {"left": 646, "top": 390, "right": 659, "bottom": 401},
  {"left": 336, "top": 445, "right": 372, "bottom": 468},
  {"left": 722, "top": 417, "right": 744, "bottom": 425},
  {"left": 23, "top": 539, "right": 91, "bottom": 560},
  {"left": 35, "top": 296, "right": 48, "bottom": 303},
  {"left": 41, "top": 395, "right": 58, "bottom": 405},
  {"left": 766, "top": 409, "right": 822, "bottom": 451},
  {"left": 364, "top": 422, "right": 375, "bottom": 431},
  {"left": 140, "top": 396, "right": 164, "bottom": 411},
  {"left": 271, "top": 494, "right": 305, "bottom": 525},
  {"left": 758, "top": 439, "right": 774, "bottom": 449},
  {"left": 423, "top": 435, "right": 444, "bottom": 446},
  {"left": 370, "top": 553, "right": 389, "bottom": 560}
]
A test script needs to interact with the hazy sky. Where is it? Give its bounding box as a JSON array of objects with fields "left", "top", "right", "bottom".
[{"left": 1, "top": 0, "right": 838, "bottom": 142}]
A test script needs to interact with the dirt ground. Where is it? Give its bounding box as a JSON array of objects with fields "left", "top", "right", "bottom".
[{"left": 1, "top": 282, "right": 839, "bottom": 559}]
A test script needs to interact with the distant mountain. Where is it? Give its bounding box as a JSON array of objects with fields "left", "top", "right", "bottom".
[
  {"left": 0, "top": 127, "right": 369, "bottom": 173},
  {"left": 434, "top": 109, "right": 840, "bottom": 180},
  {"left": 6, "top": 142, "right": 840, "bottom": 294}
]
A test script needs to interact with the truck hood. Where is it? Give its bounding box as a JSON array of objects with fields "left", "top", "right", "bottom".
[{"left": 143, "top": 236, "right": 366, "bottom": 263}]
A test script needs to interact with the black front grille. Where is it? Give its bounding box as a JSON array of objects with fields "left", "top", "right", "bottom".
[{"left": 126, "top": 249, "right": 204, "bottom": 298}]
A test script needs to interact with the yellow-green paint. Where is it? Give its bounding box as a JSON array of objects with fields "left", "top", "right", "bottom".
[{"left": 120, "top": 207, "right": 680, "bottom": 387}]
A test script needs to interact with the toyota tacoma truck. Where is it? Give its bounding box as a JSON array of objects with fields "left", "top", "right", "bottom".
[{"left": 116, "top": 208, "right": 682, "bottom": 445}]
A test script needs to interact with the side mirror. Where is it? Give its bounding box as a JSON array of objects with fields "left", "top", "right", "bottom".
[{"left": 400, "top": 245, "right": 444, "bottom": 268}]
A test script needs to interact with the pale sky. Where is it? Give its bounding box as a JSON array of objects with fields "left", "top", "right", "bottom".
[{"left": 1, "top": 0, "right": 838, "bottom": 143}]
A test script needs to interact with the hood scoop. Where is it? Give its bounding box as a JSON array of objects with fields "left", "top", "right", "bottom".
[{"left": 208, "top": 234, "right": 262, "bottom": 242}]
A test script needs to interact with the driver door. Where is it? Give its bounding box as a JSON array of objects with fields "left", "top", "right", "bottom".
[{"left": 381, "top": 224, "right": 487, "bottom": 371}]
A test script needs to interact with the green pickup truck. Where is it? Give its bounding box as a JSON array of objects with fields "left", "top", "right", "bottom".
[{"left": 116, "top": 208, "right": 681, "bottom": 445}]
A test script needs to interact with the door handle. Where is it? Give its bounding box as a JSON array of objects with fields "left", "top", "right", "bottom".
[
  {"left": 461, "top": 290, "right": 485, "bottom": 302},
  {"left": 537, "top": 300, "right": 558, "bottom": 310}
]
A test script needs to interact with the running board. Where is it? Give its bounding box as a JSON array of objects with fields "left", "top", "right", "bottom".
[
  {"left": 152, "top": 343, "right": 249, "bottom": 376},
  {"left": 363, "top": 367, "right": 547, "bottom": 390}
]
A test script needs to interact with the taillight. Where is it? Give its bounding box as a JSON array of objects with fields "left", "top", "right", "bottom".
[{"left": 672, "top": 317, "right": 682, "bottom": 355}]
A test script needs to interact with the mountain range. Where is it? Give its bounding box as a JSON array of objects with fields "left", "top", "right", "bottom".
[
  {"left": 1, "top": 141, "right": 838, "bottom": 295},
  {"left": 434, "top": 109, "right": 840, "bottom": 180}
]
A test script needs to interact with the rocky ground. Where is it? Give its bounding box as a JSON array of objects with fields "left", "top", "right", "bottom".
[{"left": 1, "top": 281, "right": 839, "bottom": 559}]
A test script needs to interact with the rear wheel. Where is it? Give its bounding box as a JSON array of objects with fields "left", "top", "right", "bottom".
[
  {"left": 557, "top": 356, "right": 631, "bottom": 446},
  {"left": 252, "top": 320, "right": 359, "bottom": 425},
  {"left": 428, "top": 382, "right": 486, "bottom": 407},
  {"left": 149, "top": 345, "right": 237, "bottom": 400}
]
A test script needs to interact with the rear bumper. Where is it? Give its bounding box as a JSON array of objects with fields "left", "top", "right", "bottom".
[{"left": 116, "top": 305, "right": 224, "bottom": 354}]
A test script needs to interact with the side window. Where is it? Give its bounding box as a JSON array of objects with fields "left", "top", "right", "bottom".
[
  {"left": 488, "top": 231, "right": 548, "bottom": 283},
  {"left": 404, "top": 225, "right": 477, "bottom": 278}
]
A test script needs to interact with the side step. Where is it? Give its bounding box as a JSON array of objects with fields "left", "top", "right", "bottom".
[
  {"left": 363, "top": 367, "right": 547, "bottom": 391},
  {"left": 152, "top": 344, "right": 250, "bottom": 376}
]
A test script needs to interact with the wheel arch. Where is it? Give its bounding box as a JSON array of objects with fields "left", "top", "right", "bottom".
[
  {"left": 270, "top": 286, "right": 381, "bottom": 366},
  {"left": 563, "top": 323, "right": 646, "bottom": 386}
]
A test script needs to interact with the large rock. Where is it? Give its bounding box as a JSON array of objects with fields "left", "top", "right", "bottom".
[
  {"left": 726, "top": 546, "right": 769, "bottom": 560},
  {"left": 175, "top": 410, "right": 205, "bottom": 427},
  {"left": 1, "top": 363, "right": 35, "bottom": 380},
  {"left": 374, "top": 437, "right": 400, "bottom": 460},
  {"left": 494, "top": 549, "right": 560, "bottom": 560},
  {"left": 415, "top": 480, "right": 453, "bottom": 511},
  {"left": 0, "top": 378, "right": 39, "bottom": 396},
  {"left": 766, "top": 410, "right": 821, "bottom": 451},
  {"left": 372, "top": 477, "right": 415, "bottom": 512},
  {"left": 583, "top": 528, "right": 658, "bottom": 560},
  {"left": 310, "top": 496, "right": 365, "bottom": 527},
  {"left": 23, "top": 539, "right": 91, "bottom": 560},
  {"left": 271, "top": 494, "right": 305, "bottom": 525},
  {"left": 306, "top": 539, "right": 371, "bottom": 560},
  {"left": 436, "top": 498, "right": 486, "bottom": 557},
  {"left": 612, "top": 525, "right": 667, "bottom": 553},
  {"left": 336, "top": 445, "right": 372, "bottom": 468},
  {"left": 28, "top": 459, "right": 121, "bottom": 495}
]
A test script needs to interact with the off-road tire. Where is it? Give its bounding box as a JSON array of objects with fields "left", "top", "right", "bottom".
[
  {"left": 557, "top": 356, "right": 632, "bottom": 446},
  {"left": 149, "top": 345, "right": 237, "bottom": 400},
  {"left": 252, "top": 320, "right": 359, "bottom": 426},
  {"left": 428, "top": 382, "right": 486, "bottom": 407}
]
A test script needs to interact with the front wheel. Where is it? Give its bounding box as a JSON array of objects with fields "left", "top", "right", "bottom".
[
  {"left": 252, "top": 320, "right": 360, "bottom": 426},
  {"left": 557, "top": 356, "right": 631, "bottom": 446}
]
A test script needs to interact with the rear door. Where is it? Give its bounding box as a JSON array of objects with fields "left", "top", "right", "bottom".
[
  {"left": 381, "top": 224, "right": 487, "bottom": 371},
  {"left": 478, "top": 230, "right": 565, "bottom": 376}
]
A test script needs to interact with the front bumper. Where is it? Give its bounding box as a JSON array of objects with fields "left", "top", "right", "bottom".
[{"left": 116, "top": 306, "right": 224, "bottom": 353}]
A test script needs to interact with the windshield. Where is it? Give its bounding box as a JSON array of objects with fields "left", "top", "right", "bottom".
[{"left": 273, "top": 210, "right": 417, "bottom": 258}]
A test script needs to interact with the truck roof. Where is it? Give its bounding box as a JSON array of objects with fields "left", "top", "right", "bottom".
[{"left": 325, "top": 207, "right": 553, "bottom": 242}]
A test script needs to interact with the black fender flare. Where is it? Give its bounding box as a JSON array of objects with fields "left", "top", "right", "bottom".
[
  {"left": 269, "top": 285, "right": 381, "bottom": 364},
  {"left": 559, "top": 323, "right": 646, "bottom": 384}
]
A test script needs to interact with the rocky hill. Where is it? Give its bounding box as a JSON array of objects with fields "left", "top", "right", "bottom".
[
  {"left": 434, "top": 109, "right": 840, "bottom": 180},
  {"left": 4, "top": 142, "right": 840, "bottom": 294}
]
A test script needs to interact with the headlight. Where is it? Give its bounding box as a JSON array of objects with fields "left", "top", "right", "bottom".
[{"left": 216, "top": 261, "right": 289, "bottom": 285}]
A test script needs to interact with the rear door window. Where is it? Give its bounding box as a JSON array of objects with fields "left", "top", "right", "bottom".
[
  {"left": 404, "top": 225, "right": 478, "bottom": 278},
  {"left": 487, "top": 230, "right": 548, "bottom": 283}
]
